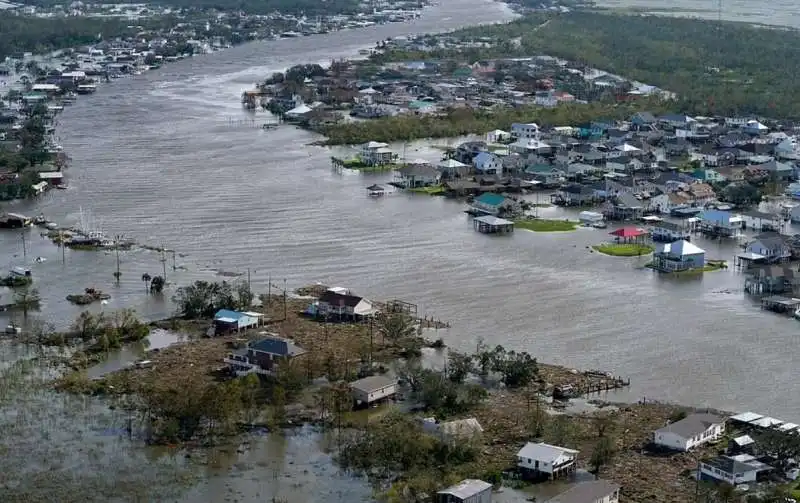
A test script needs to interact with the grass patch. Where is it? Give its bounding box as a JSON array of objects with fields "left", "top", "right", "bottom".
[
  {"left": 592, "top": 243, "right": 654, "bottom": 256},
  {"left": 514, "top": 219, "right": 578, "bottom": 232},
  {"left": 644, "top": 260, "right": 728, "bottom": 274},
  {"left": 409, "top": 185, "right": 445, "bottom": 195}
]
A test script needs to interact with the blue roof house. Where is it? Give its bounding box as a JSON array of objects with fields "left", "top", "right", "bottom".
[
  {"left": 473, "top": 152, "right": 502, "bottom": 174},
  {"left": 213, "top": 309, "right": 263, "bottom": 334},
  {"left": 224, "top": 334, "right": 306, "bottom": 377},
  {"left": 470, "top": 193, "right": 519, "bottom": 216}
]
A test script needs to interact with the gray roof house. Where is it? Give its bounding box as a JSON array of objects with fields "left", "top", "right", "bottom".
[
  {"left": 349, "top": 374, "right": 397, "bottom": 406},
  {"left": 436, "top": 479, "right": 492, "bottom": 503},
  {"left": 548, "top": 480, "right": 621, "bottom": 503},
  {"left": 653, "top": 413, "right": 725, "bottom": 452}
]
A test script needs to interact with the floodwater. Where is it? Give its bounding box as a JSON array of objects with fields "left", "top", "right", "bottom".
[
  {"left": 594, "top": 0, "right": 800, "bottom": 27},
  {"left": 3, "top": 0, "right": 800, "bottom": 497},
  {"left": 0, "top": 0, "right": 522, "bottom": 501},
  {"left": 2, "top": 0, "right": 800, "bottom": 418}
]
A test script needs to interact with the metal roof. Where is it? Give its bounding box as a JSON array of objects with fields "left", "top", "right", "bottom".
[
  {"left": 349, "top": 374, "right": 396, "bottom": 394},
  {"left": 517, "top": 442, "right": 578, "bottom": 463},
  {"left": 214, "top": 309, "right": 244, "bottom": 321},
  {"left": 437, "top": 479, "right": 492, "bottom": 500},
  {"left": 750, "top": 416, "right": 783, "bottom": 428},
  {"left": 656, "top": 413, "right": 724, "bottom": 439},
  {"left": 549, "top": 480, "right": 621, "bottom": 503},
  {"left": 730, "top": 412, "right": 764, "bottom": 423},
  {"left": 474, "top": 215, "right": 514, "bottom": 226}
]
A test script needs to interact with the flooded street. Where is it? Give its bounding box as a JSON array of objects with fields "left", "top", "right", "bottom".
[{"left": 2, "top": 0, "right": 800, "bottom": 498}]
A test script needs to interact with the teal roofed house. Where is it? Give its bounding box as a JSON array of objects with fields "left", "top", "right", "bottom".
[
  {"left": 692, "top": 168, "right": 725, "bottom": 183},
  {"left": 470, "top": 193, "right": 519, "bottom": 216}
]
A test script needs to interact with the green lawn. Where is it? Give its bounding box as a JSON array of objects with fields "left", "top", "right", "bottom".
[
  {"left": 592, "top": 243, "right": 654, "bottom": 257},
  {"left": 644, "top": 260, "right": 728, "bottom": 274},
  {"left": 409, "top": 185, "right": 445, "bottom": 195},
  {"left": 514, "top": 219, "right": 579, "bottom": 232}
]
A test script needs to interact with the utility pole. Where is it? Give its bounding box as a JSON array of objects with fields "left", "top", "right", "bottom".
[
  {"left": 113, "top": 235, "right": 121, "bottom": 284},
  {"left": 160, "top": 247, "right": 167, "bottom": 283},
  {"left": 20, "top": 230, "right": 26, "bottom": 260},
  {"left": 267, "top": 273, "right": 271, "bottom": 308},
  {"left": 247, "top": 268, "right": 251, "bottom": 294},
  {"left": 60, "top": 230, "right": 65, "bottom": 264},
  {"left": 369, "top": 316, "right": 374, "bottom": 364},
  {"left": 171, "top": 250, "right": 177, "bottom": 270},
  {"left": 283, "top": 278, "right": 287, "bottom": 320}
]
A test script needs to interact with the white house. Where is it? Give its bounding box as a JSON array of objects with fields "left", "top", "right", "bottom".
[
  {"left": 549, "top": 480, "right": 621, "bottom": 503},
  {"left": 473, "top": 152, "right": 502, "bottom": 174},
  {"left": 511, "top": 122, "right": 540, "bottom": 140},
  {"left": 653, "top": 413, "right": 725, "bottom": 451},
  {"left": 510, "top": 138, "right": 551, "bottom": 155},
  {"left": 516, "top": 442, "right": 578, "bottom": 479},
  {"left": 349, "top": 374, "right": 397, "bottom": 407},
  {"left": 651, "top": 221, "right": 690, "bottom": 242},
  {"left": 486, "top": 129, "right": 511, "bottom": 144},
  {"left": 360, "top": 141, "right": 395, "bottom": 165},
  {"left": 436, "top": 479, "right": 492, "bottom": 503},
  {"left": 699, "top": 454, "right": 771, "bottom": 486},
  {"left": 742, "top": 120, "right": 768, "bottom": 135},
  {"left": 745, "top": 232, "right": 792, "bottom": 263}
]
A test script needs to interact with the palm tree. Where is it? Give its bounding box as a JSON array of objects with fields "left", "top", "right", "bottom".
[
  {"left": 13, "top": 287, "right": 41, "bottom": 319},
  {"left": 141, "top": 273, "right": 151, "bottom": 293},
  {"left": 150, "top": 276, "right": 164, "bottom": 294}
]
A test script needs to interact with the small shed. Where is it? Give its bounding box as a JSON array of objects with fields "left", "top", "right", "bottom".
[
  {"left": 349, "top": 374, "right": 397, "bottom": 407},
  {"left": 436, "top": 479, "right": 492, "bottom": 503}
]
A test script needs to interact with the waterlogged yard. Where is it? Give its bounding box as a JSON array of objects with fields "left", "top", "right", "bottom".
[{"left": 0, "top": 340, "right": 371, "bottom": 503}]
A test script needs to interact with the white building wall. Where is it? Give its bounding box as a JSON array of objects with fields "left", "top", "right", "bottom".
[{"left": 654, "top": 431, "right": 691, "bottom": 451}]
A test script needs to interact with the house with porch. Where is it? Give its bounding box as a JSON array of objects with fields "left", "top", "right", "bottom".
[
  {"left": 651, "top": 221, "right": 691, "bottom": 242},
  {"left": 473, "top": 152, "right": 502, "bottom": 175},
  {"left": 653, "top": 413, "right": 725, "bottom": 452},
  {"left": 525, "top": 163, "right": 563, "bottom": 187},
  {"left": 349, "top": 374, "right": 397, "bottom": 408},
  {"left": 395, "top": 163, "right": 441, "bottom": 188},
  {"left": 698, "top": 210, "right": 743, "bottom": 238},
  {"left": 551, "top": 184, "right": 601, "bottom": 206},
  {"left": 517, "top": 442, "right": 578, "bottom": 480},
  {"left": 652, "top": 240, "right": 706, "bottom": 272},
  {"left": 223, "top": 335, "right": 306, "bottom": 377},
  {"left": 698, "top": 455, "right": 772, "bottom": 487},
  {"left": 470, "top": 193, "right": 520, "bottom": 216},
  {"left": 360, "top": 141, "right": 395, "bottom": 165},
  {"left": 511, "top": 122, "right": 540, "bottom": 140},
  {"left": 213, "top": 309, "right": 263, "bottom": 335},
  {"left": 744, "top": 265, "right": 798, "bottom": 295},
  {"left": 315, "top": 289, "right": 377, "bottom": 320},
  {"left": 741, "top": 211, "right": 784, "bottom": 233},
  {"left": 745, "top": 232, "right": 792, "bottom": 263}
]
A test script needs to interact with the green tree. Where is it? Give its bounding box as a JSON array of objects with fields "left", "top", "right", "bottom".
[
  {"left": 13, "top": 287, "right": 41, "bottom": 319},
  {"left": 446, "top": 350, "right": 473, "bottom": 384},
  {"left": 377, "top": 312, "right": 416, "bottom": 342},
  {"left": 589, "top": 435, "right": 616, "bottom": 474}
]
